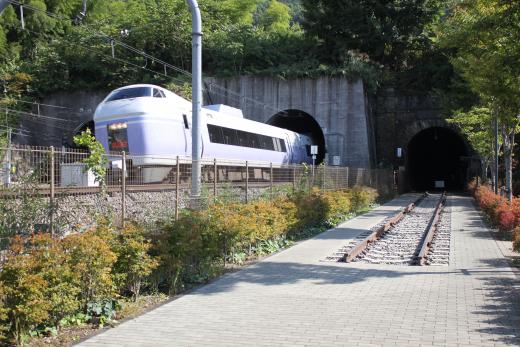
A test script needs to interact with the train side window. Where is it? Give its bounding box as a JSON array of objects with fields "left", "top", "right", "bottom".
[
  {"left": 273, "top": 138, "right": 280, "bottom": 152},
  {"left": 208, "top": 124, "right": 224, "bottom": 143},
  {"left": 280, "top": 139, "right": 287, "bottom": 152},
  {"left": 222, "top": 127, "right": 238, "bottom": 146},
  {"left": 248, "top": 133, "right": 262, "bottom": 148},
  {"left": 236, "top": 130, "right": 247, "bottom": 147},
  {"left": 183, "top": 114, "right": 189, "bottom": 129},
  {"left": 261, "top": 135, "right": 273, "bottom": 150}
]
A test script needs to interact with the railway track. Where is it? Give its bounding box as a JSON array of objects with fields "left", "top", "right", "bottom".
[{"left": 324, "top": 192, "right": 450, "bottom": 266}]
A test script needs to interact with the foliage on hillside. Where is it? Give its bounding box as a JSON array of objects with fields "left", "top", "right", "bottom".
[
  {"left": 0, "top": 0, "right": 381, "bottom": 98},
  {"left": 0, "top": 0, "right": 461, "bottom": 99}
]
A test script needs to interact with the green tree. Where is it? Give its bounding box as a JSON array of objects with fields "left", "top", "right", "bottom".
[
  {"left": 301, "top": 0, "right": 443, "bottom": 69},
  {"left": 447, "top": 106, "right": 498, "bottom": 184},
  {"left": 438, "top": 0, "right": 520, "bottom": 201},
  {"left": 257, "top": 0, "right": 291, "bottom": 32}
]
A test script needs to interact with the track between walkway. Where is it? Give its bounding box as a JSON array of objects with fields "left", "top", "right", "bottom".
[{"left": 78, "top": 194, "right": 520, "bottom": 347}]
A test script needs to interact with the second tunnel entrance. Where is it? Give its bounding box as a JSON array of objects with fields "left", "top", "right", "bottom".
[{"left": 406, "top": 127, "right": 469, "bottom": 191}]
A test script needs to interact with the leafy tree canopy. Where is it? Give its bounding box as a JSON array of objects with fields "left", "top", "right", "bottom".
[
  {"left": 0, "top": 0, "right": 380, "bottom": 96},
  {"left": 301, "top": 0, "right": 444, "bottom": 70}
]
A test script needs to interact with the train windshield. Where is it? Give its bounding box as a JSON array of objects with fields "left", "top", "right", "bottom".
[{"left": 106, "top": 87, "right": 152, "bottom": 102}]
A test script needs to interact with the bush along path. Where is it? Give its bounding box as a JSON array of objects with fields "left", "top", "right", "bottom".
[
  {"left": 469, "top": 180, "right": 520, "bottom": 252},
  {"left": 0, "top": 187, "right": 377, "bottom": 346}
]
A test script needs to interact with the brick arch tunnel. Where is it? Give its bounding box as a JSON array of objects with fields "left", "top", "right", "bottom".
[
  {"left": 406, "top": 127, "right": 469, "bottom": 191},
  {"left": 267, "top": 109, "right": 326, "bottom": 164}
]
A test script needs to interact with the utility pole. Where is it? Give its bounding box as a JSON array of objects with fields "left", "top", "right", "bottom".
[{"left": 186, "top": 0, "right": 202, "bottom": 205}]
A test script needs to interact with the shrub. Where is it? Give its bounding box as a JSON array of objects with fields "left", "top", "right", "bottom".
[
  {"left": 112, "top": 224, "right": 159, "bottom": 300},
  {"left": 472, "top": 184, "right": 520, "bottom": 235},
  {"left": 155, "top": 209, "right": 221, "bottom": 294},
  {"left": 291, "top": 189, "right": 329, "bottom": 228},
  {"left": 496, "top": 202, "right": 516, "bottom": 232},
  {"left": 319, "top": 190, "right": 353, "bottom": 225},
  {"left": 28, "top": 234, "right": 81, "bottom": 328},
  {"left": 350, "top": 187, "right": 378, "bottom": 212},
  {"left": 474, "top": 185, "right": 504, "bottom": 224},
  {"left": 0, "top": 237, "right": 50, "bottom": 346},
  {"left": 62, "top": 229, "right": 117, "bottom": 309}
]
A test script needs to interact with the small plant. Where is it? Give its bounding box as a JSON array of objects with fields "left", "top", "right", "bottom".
[
  {"left": 73, "top": 129, "right": 108, "bottom": 189},
  {"left": 86, "top": 299, "right": 119, "bottom": 328},
  {"left": 58, "top": 312, "right": 91, "bottom": 328}
]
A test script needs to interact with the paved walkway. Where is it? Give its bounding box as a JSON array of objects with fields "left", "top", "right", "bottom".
[{"left": 79, "top": 194, "right": 520, "bottom": 347}]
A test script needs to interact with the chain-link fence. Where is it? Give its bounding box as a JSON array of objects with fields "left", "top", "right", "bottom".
[{"left": 0, "top": 145, "right": 396, "bottom": 237}]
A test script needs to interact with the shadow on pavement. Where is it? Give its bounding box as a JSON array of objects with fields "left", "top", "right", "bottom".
[
  {"left": 194, "top": 260, "right": 456, "bottom": 294},
  {"left": 474, "top": 269, "right": 520, "bottom": 345}
]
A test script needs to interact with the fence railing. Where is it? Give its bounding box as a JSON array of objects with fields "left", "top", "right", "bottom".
[{"left": 0, "top": 145, "right": 396, "bottom": 235}]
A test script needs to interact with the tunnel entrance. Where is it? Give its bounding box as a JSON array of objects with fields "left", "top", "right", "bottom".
[
  {"left": 267, "top": 109, "right": 326, "bottom": 164},
  {"left": 67, "top": 120, "right": 95, "bottom": 147},
  {"left": 406, "top": 127, "right": 468, "bottom": 191}
]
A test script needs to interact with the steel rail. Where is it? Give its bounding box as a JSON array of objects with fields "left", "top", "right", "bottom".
[
  {"left": 343, "top": 193, "right": 427, "bottom": 263},
  {"left": 417, "top": 192, "right": 447, "bottom": 266}
]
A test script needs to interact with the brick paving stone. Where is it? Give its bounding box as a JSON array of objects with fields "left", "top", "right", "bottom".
[{"left": 77, "top": 194, "right": 520, "bottom": 347}]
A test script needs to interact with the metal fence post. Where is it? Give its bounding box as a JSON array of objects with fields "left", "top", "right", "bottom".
[
  {"left": 346, "top": 167, "right": 349, "bottom": 188},
  {"left": 175, "top": 156, "right": 180, "bottom": 220},
  {"left": 270, "top": 162, "right": 273, "bottom": 200},
  {"left": 121, "top": 151, "right": 126, "bottom": 227},
  {"left": 49, "top": 146, "right": 55, "bottom": 236},
  {"left": 213, "top": 158, "right": 217, "bottom": 201},
  {"left": 245, "top": 161, "right": 249, "bottom": 203}
]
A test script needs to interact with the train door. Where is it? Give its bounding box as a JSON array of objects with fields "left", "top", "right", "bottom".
[{"left": 182, "top": 113, "right": 204, "bottom": 157}]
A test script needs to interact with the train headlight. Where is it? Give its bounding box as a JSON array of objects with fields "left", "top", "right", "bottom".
[{"left": 108, "top": 122, "right": 128, "bottom": 130}]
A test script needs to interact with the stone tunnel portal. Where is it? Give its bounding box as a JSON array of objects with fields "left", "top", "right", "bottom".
[
  {"left": 67, "top": 120, "right": 95, "bottom": 147},
  {"left": 267, "top": 109, "right": 326, "bottom": 164},
  {"left": 406, "top": 127, "right": 468, "bottom": 191}
]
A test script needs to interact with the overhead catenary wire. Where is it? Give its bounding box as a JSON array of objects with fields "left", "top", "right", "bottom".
[
  {"left": 0, "top": 97, "right": 89, "bottom": 114},
  {"left": 0, "top": 106, "right": 74, "bottom": 123}
]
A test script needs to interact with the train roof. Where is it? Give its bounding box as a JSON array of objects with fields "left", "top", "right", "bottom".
[{"left": 203, "top": 104, "right": 243, "bottom": 118}]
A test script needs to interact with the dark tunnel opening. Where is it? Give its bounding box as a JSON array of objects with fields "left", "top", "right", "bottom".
[
  {"left": 267, "top": 109, "right": 326, "bottom": 164},
  {"left": 67, "top": 120, "right": 95, "bottom": 147},
  {"left": 406, "top": 127, "right": 468, "bottom": 191}
]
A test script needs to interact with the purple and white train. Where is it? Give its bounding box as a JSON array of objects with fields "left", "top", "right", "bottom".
[{"left": 94, "top": 84, "right": 314, "bottom": 169}]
